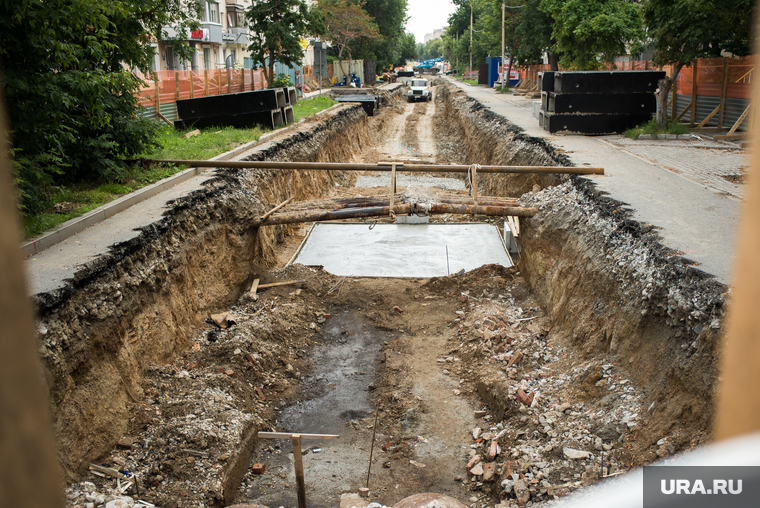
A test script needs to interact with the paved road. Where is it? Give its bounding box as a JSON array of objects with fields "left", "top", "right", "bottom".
[{"left": 447, "top": 79, "right": 745, "bottom": 284}]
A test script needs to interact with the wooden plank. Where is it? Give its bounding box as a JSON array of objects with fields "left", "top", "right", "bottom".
[
  {"left": 714, "top": 133, "right": 749, "bottom": 141},
  {"left": 675, "top": 100, "right": 693, "bottom": 121},
  {"left": 258, "top": 432, "right": 339, "bottom": 439},
  {"left": 260, "top": 197, "right": 294, "bottom": 221},
  {"left": 718, "top": 58, "right": 729, "bottom": 129},
  {"left": 696, "top": 105, "right": 721, "bottom": 129},
  {"left": 90, "top": 464, "right": 135, "bottom": 483},
  {"left": 727, "top": 102, "right": 752, "bottom": 135},
  {"left": 257, "top": 279, "right": 307, "bottom": 289}
]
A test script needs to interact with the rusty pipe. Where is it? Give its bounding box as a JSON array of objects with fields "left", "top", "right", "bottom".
[
  {"left": 146, "top": 159, "right": 604, "bottom": 175},
  {"left": 259, "top": 203, "right": 536, "bottom": 226}
]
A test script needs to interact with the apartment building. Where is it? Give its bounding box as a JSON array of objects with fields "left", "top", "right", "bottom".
[{"left": 155, "top": 0, "right": 252, "bottom": 71}]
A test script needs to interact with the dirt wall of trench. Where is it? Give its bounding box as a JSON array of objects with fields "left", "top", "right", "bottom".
[
  {"left": 35, "top": 105, "right": 371, "bottom": 478},
  {"left": 440, "top": 82, "right": 727, "bottom": 460}
]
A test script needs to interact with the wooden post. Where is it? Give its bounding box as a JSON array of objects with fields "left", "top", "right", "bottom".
[
  {"left": 174, "top": 71, "right": 180, "bottom": 101},
  {"left": 690, "top": 60, "right": 698, "bottom": 127},
  {"left": 228, "top": 69, "right": 232, "bottom": 93},
  {"left": 718, "top": 57, "right": 729, "bottom": 130},
  {"left": 218, "top": 68, "right": 222, "bottom": 94},
  {"left": 671, "top": 69, "right": 678, "bottom": 121},
  {"left": 250, "top": 67, "right": 255, "bottom": 91},
  {"left": 190, "top": 72, "right": 194, "bottom": 99},
  {"left": 292, "top": 435, "right": 307, "bottom": 508},
  {"left": 258, "top": 432, "right": 339, "bottom": 508},
  {"left": 154, "top": 73, "right": 160, "bottom": 114},
  {"left": 204, "top": 69, "right": 209, "bottom": 96}
]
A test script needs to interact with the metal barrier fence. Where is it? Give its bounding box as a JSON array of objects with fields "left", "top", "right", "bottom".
[{"left": 135, "top": 69, "right": 268, "bottom": 122}]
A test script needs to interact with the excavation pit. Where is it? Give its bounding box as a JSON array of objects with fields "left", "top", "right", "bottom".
[
  {"left": 43, "top": 82, "right": 726, "bottom": 508},
  {"left": 293, "top": 223, "right": 513, "bottom": 278}
]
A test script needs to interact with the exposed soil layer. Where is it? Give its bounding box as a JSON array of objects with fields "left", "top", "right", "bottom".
[{"left": 49, "top": 82, "right": 727, "bottom": 508}]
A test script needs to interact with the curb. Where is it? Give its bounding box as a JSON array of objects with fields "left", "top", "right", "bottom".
[{"left": 21, "top": 134, "right": 265, "bottom": 258}]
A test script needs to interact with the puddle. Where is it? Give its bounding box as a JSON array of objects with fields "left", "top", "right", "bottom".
[{"left": 245, "top": 309, "right": 390, "bottom": 508}]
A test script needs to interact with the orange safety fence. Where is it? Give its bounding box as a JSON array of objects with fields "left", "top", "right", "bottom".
[
  {"left": 135, "top": 69, "right": 268, "bottom": 108},
  {"left": 517, "top": 56, "right": 754, "bottom": 100}
]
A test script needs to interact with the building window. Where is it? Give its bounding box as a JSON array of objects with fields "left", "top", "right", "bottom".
[
  {"left": 201, "top": 1, "right": 220, "bottom": 23},
  {"left": 209, "top": 2, "right": 220, "bottom": 24},
  {"left": 227, "top": 6, "right": 242, "bottom": 28},
  {"left": 203, "top": 48, "right": 211, "bottom": 70}
]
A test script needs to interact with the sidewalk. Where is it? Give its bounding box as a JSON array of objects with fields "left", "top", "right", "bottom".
[{"left": 447, "top": 78, "right": 746, "bottom": 284}]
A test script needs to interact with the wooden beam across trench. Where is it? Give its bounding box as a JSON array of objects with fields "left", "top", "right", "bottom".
[{"left": 256, "top": 194, "right": 536, "bottom": 226}]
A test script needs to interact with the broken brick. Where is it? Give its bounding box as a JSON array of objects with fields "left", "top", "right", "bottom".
[
  {"left": 474, "top": 410, "right": 487, "bottom": 418},
  {"left": 393, "top": 306, "right": 403, "bottom": 313},
  {"left": 251, "top": 463, "right": 266, "bottom": 474},
  {"left": 483, "top": 462, "right": 496, "bottom": 482},
  {"left": 466, "top": 455, "right": 480, "bottom": 470},
  {"left": 255, "top": 386, "right": 266, "bottom": 400},
  {"left": 516, "top": 389, "right": 534, "bottom": 406},
  {"left": 488, "top": 440, "right": 499, "bottom": 460},
  {"left": 224, "top": 369, "right": 235, "bottom": 377},
  {"left": 246, "top": 354, "right": 255, "bottom": 364},
  {"left": 459, "top": 295, "right": 467, "bottom": 303},
  {"left": 381, "top": 441, "right": 394, "bottom": 452},
  {"left": 508, "top": 351, "right": 524, "bottom": 368}
]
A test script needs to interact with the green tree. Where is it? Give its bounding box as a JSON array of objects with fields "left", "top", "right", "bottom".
[
  {"left": 540, "top": 0, "right": 643, "bottom": 70},
  {"left": 0, "top": 0, "right": 200, "bottom": 214},
  {"left": 644, "top": 0, "right": 754, "bottom": 128},
  {"left": 317, "top": 0, "right": 381, "bottom": 79},
  {"left": 513, "top": 0, "right": 555, "bottom": 67},
  {"left": 398, "top": 32, "right": 418, "bottom": 66},
  {"left": 245, "top": 0, "right": 323, "bottom": 83},
  {"left": 360, "top": 0, "right": 409, "bottom": 70}
]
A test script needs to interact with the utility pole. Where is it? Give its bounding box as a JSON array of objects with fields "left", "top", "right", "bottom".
[
  {"left": 469, "top": 0, "right": 473, "bottom": 78},
  {"left": 501, "top": 2, "right": 506, "bottom": 87}
]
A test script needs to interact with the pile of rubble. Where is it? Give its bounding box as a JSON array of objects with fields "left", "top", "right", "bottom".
[
  {"left": 65, "top": 266, "right": 334, "bottom": 508},
  {"left": 443, "top": 275, "right": 649, "bottom": 507}
]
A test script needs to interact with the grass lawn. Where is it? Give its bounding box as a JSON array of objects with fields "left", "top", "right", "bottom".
[
  {"left": 23, "top": 95, "right": 337, "bottom": 239},
  {"left": 623, "top": 118, "right": 690, "bottom": 140}
]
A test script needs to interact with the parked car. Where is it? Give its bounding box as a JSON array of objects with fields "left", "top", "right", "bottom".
[{"left": 407, "top": 78, "right": 431, "bottom": 102}]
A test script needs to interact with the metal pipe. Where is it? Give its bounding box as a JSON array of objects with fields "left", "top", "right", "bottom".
[
  {"left": 146, "top": 159, "right": 604, "bottom": 175},
  {"left": 260, "top": 203, "right": 537, "bottom": 226}
]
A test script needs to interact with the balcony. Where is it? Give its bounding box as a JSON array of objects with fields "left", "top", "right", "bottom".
[{"left": 223, "top": 27, "right": 249, "bottom": 45}]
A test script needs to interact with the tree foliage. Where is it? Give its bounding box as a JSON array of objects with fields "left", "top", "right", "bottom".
[
  {"left": 540, "top": 0, "right": 643, "bottom": 70},
  {"left": 316, "top": 0, "right": 381, "bottom": 77},
  {"left": 245, "top": 0, "right": 324, "bottom": 82},
  {"left": 0, "top": 0, "right": 200, "bottom": 214},
  {"left": 644, "top": 0, "right": 754, "bottom": 127}
]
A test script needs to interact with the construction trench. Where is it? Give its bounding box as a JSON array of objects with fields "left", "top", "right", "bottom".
[{"left": 43, "top": 81, "right": 727, "bottom": 508}]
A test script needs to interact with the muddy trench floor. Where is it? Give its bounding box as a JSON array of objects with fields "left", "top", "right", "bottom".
[{"left": 66, "top": 87, "right": 662, "bottom": 508}]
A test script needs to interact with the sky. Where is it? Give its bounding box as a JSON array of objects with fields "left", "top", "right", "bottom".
[{"left": 405, "top": 0, "right": 457, "bottom": 44}]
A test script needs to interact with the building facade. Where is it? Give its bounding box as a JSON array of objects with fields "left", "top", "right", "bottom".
[{"left": 155, "top": 0, "right": 252, "bottom": 71}]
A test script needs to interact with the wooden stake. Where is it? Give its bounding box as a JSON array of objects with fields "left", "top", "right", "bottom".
[
  {"left": 366, "top": 401, "right": 380, "bottom": 489},
  {"left": 247, "top": 278, "right": 260, "bottom": 301},
  {"left": 292, "top": 435, "right": 307, "bottom": 508},
  {"left": 690, "top": 60, "right": 698, "bottom": 127}
]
